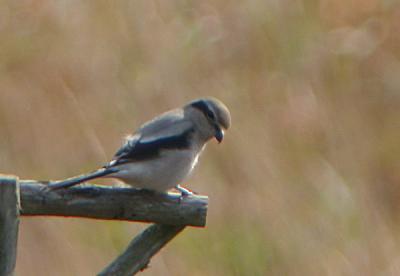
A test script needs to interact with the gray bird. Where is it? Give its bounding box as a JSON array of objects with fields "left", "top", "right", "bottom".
[{"left": 48, "top": 97, "right": 231, "bottom": 195}]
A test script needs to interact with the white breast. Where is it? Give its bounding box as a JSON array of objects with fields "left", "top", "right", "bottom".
[{"left": 110, "top": 149, "right": 202, "bottom": 192}]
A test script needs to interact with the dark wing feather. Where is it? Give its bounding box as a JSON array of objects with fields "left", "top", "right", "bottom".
[{"left": 108, "top": 114, "right": 195, "bottom": 166}]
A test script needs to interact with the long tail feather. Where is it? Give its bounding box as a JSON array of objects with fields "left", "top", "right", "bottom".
[{"left": 47, "top": 167, "right": 119, "bottom": 190}]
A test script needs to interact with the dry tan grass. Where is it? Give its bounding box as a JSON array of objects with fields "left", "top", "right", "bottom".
[{"left": 0, "top": 1, "right": 399, "bottom": 275}]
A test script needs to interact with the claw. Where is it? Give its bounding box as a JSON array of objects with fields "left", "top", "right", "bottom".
[{"left": 175, "top": 185, "right": 193, "bottom": 203}]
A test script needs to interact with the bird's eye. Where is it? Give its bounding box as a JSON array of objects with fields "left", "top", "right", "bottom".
[{"left": 206, "top": 110, "right": 215, "bottom": 120}]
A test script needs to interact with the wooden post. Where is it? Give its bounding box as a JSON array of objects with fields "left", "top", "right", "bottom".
[
  {"left": 98, "top": 224, "right": 185, "bottom": 276},
  {"left": 3, "top": 179, "right": 208, "bottom": 274},
  {"left": 19, "top": 181, "right": 208, "bottom": 227},
  {"left": 0, "top": 175, "right": 20, "bottom": 276}
]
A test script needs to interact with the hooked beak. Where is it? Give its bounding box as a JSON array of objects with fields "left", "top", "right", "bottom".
[{"left": 214, "top": 126, "right": 224, "bottom": 143}]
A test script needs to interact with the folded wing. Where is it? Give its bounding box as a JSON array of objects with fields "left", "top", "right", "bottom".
[{"left": 108, "top": 111, "right": 195, "bottom": 166}]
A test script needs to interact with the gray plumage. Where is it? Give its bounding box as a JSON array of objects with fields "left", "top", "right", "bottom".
[{"left": 48, "top": 97, "right": 231, "bottom": 193}]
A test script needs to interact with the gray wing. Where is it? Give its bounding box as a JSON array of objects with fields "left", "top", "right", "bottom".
[{"left": 108, "top": 110, "right": 195, "bottom": 165}]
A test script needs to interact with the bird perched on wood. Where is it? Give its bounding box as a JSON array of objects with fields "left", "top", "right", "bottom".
[{"left": 47, "top": 97, "right": 231, "bottom": 196}]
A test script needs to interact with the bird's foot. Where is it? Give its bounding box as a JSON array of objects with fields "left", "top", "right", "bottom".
[{"left": 175, "top": 185, "right": 193, "bottom": 203}]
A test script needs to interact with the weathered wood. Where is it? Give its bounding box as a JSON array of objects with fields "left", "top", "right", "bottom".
[
  {"left": 98, "top": 224, "right": 185, "bottom": 276},
  {"left": 19, "top": 181, "right": 208, "bottom": 227},
  {"left": 0, "top": 175, "right": 20, "bottom": 276}
]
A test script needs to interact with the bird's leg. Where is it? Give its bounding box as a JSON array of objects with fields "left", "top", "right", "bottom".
[
  {"left": 175, "top": 184, "right": 193, "bottom": 196},
  {"left": 175, "top": 184, "right": 193, "bottom": 202}
]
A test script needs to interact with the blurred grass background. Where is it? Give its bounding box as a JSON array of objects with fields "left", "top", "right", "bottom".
[{"left": 0, "top": 0, "right": 399, "bottom": 275}]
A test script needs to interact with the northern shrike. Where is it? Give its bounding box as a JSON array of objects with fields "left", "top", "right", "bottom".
[{"left": 48, "top": 97, "right": 231, "bottom": 195}]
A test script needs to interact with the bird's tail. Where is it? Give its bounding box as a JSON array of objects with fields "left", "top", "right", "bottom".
[{"left": 47, "top": 167, "right": 119, "bottom": 190}]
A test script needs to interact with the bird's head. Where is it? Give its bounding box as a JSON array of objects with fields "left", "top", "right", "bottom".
[{"left": 185, "top": 97, "right": 231, "bottom": 143}]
